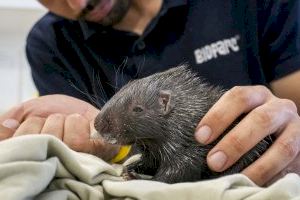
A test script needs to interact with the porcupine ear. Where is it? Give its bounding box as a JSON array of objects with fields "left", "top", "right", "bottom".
[{"left": 158, "top": 90, "right": 173, "bottom": 115}]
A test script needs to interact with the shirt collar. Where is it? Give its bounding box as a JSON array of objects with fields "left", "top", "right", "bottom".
[
  {"left": 79, "top": 0, "right": 188, "bottom": 40},
  {"left": 79, "top": 20, "right": 102, "bottom": 40}
]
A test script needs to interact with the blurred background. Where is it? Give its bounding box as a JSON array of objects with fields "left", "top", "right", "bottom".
[{"left": 0, "top": 0, "right": 46, "bottom": 113}]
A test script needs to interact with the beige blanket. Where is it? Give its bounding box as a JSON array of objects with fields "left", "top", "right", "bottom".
[{"left": 0, "top": 135, "right": 300, "bottom": 200}]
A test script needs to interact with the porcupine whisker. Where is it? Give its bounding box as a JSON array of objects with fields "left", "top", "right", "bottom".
[
  {"left": 104, "top": 58, "right": 128, "bottom": 92},
  {"left": 119, "top": 57, "right": 128, "bottom": 89},
  {"left": 94, "top": 72, "right": 110, "bottom": 105},
  {"left": 69, "top": 80, "right": 102, "bottom": 107},
  {"left": 92, "top": 69, "right": 107, "bottom": 107},
  {"left": 104, "top": 59, "right": 128, "bottom": 92},
  {"left": 114, "top": 66, "right": 120, "bottom": 90},
  {"left": 133, "top": 55, "right": 145, "bottom": 78}
]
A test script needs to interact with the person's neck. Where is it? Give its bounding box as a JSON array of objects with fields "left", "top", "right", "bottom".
[{"left": 113, "top": 0, "right": 163, "bottom": 35}]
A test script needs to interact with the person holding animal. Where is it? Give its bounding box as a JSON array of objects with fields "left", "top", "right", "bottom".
[{"left": 1, "top": 0, "right": 300, "bottom": 185}]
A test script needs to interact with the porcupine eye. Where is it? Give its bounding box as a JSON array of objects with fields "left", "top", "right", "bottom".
[{"left": 132, "top": 105, "right": 144, "bottom": 113}]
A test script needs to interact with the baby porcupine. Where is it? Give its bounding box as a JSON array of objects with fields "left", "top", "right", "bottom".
[{"left": 94, "top": 65, "right": 272, "bottom": 183}]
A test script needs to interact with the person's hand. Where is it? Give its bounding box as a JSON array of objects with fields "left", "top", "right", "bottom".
[
  {"left": 0, "top": 94, "right": 98, "bottom": 141},
  {"left": 194, "top": 85, "right": 300, "bottom": 186},
  {"left": 0, "top": 94, "right": 119, "bottom": 161},
  {"left": 11, "top": 113, "right": 119, "bottom": 161},
  {"left": 0, "top": 94, "right": 99, "bottom": 123}
]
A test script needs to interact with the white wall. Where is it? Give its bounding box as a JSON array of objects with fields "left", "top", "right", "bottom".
[{"left": 0, "top": 1, "right": 46, "bottom": 113}]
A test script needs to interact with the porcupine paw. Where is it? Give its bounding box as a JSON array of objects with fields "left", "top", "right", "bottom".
[{"left": 122, "top": 168, "right": 141, "bottom": 180}]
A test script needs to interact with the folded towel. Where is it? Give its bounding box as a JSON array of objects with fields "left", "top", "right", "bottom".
[{"left": 0, "top": 135, "right": 299, "bottom": 200}]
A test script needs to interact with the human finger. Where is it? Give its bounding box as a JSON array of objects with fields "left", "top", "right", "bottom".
[
  {"left": 13, "top": 117, "right": 46, "bottom": 137},
  {"left": 64, "top": 114, "right": 119, "bottom": 160},
  {"left": 0, "top": 104, "right": 24, "bottom": 125},
  {"left": 0, "top": 124, "right": 15, "bottom": 140},
  {"left": 0, "top": 119, "right": 20, "bottom": 140},
  {"left": 41, "top": 114, "right": 65, "bottom": 139},
  {"left": 242, "top": 118, "right": 300, "bottom": 186},
  {"left": 206, "top": 98, "right": 296, "bottom": 172},
  {"left": 265, "top": 152, "right": 300, "bottom": 186},
  {"left": 22, "top": 94, "right": 100, "bottom": 121},
  {"left": 63, "top": 113, "right": 91, "bottom": 152},
  {"left": 1, "top": 119, "right": 20, "bottom": 130},
  {"left": 82, "top": 103, "right": 100, "bottom": 122},
  {"left": 195, "top": 86, "right": 272, "bottom": 144}
]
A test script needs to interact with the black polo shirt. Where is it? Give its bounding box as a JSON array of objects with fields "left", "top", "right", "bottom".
[{"left": 26, "top": 0, "right": 300, "bottom": 107}]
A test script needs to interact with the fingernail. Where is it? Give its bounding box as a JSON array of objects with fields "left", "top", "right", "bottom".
[
  {"left": 208, "top": 151, "right": 227, "bottom": 171},
  {"left": 2, "top": 119, "right": 20, "bottom": 130},
  {"left": 195, "top": 125, "right": 212, "bottom": 144}
]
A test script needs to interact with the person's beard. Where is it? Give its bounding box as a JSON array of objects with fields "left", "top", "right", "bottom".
[{"left": 79, "top": 0, "right": 131, "bottom": 26}]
